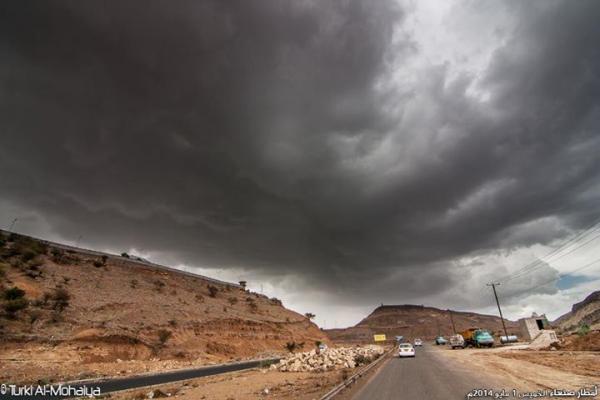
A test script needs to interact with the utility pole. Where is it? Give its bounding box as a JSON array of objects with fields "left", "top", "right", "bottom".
[
  {"left": 487, "top": 282, "right": 509, "bottom": 341},
  {"left": 76, "top": 235, "right": 83, "bottom": 247},
  {"left": 9, "top": 218, "right": 18, "bottom": 231},
  {"left": 448, "top": 309, "right": 457, "bottom": 334}
]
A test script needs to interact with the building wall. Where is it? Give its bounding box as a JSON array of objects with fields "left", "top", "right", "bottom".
[{"left": 519, "top": 317, "right": 542, "bottom": 341}]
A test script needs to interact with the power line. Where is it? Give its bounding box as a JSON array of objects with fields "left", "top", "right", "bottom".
[
  {"left": 479, "top": 256, "right": 600, "bottom": 309},
  {"left": 499, "top": 221, "right": 600, "bottom": 283},
  {"left": 518, "top": 257, "right": 600, "bottom": 295},
  {"left": 501, "top": 222, "right": 600, "bottom": 282},
  {"left": 502, "top": 230, "right": 600, "bottom": 284}
]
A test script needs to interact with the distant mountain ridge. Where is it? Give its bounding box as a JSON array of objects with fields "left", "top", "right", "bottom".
[
  {"left": 326, "top": 304, "right": 519, "bottom": 343},
  {"left": 554, "top": 291, "right": 600, "bottom": 333}
]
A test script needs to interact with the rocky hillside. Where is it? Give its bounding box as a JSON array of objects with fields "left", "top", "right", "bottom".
[
  {"left": 554, "top": 291, "right": 600, "bottom": 333},
  {"left": 326, "top": 304, "right": 519, "bottom": 343},
  {"left": 0, "top": 232, "right": 327, "bottom": 384}
]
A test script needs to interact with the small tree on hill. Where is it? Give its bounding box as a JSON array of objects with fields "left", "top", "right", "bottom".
[{"left": 304, "top": 312, "right": 315, "bottom": 320}]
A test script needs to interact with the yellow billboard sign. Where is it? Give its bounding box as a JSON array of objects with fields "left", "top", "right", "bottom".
[{"left": 373, "top": 334, "right": 387, "bottom": 342}]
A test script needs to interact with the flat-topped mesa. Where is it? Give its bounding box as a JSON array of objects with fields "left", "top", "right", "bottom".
[{"left": 329, "top": 303, "right": 519, "bottom": 343}]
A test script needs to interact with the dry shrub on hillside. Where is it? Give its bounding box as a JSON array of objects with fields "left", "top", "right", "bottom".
[
  {"left": 3, "top": 298, "right": 28, "bottom": 318},
  {"left": 208, "top": 285, "right": 218, "bottom": 298},
  {"left": 158, "top": 329, "right": 172, "bottom": 346},
  {"left": 153, "top": 280, "right": 165, "bottom": 292},
  {"left": 52, "top": 287, "right": 70, "bottom": 312}
]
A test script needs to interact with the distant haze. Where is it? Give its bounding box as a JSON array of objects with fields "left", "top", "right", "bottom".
[{"left": 1, "top": 0, "right": 600, "bottom": 327}]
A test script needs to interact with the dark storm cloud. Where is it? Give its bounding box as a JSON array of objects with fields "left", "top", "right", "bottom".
[{"left": 1, "top": 0, "right": 600, "bottom": 305}]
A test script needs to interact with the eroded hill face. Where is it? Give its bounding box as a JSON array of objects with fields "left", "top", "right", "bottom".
[
  {"left": 0, "top": 233, "right": 326, "bottom": 384},
  {"left": 554, "top": 291, "right": 600, "bottom": 333},
  {"left": 326, "top": 305, "right": 519, "bottom": 343}
]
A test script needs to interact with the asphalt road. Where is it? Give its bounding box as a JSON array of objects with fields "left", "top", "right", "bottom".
[
  {"left": 352, "top": 344, "right": 511, "bottom": 400},
  {"left": 0, "top": 358, "right": 279, "bottom": 400}
]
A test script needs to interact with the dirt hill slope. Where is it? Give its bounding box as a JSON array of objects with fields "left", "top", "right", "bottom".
[
  {"left": 326, "top": 304, "right": 519, "bottom": 343},
  {"left": 0, "top": 232, "right": 326, "bottom": 383},
  {"left": 553, "top": 291, "right": 600, "bottom": 333}
]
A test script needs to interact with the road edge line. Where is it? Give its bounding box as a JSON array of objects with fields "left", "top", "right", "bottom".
[{"left": 319, "top": 348, "right": 393, "bottom": 400}]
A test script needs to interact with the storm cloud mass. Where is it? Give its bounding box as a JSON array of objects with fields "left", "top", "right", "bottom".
[{"left": 1, "top": 0, "right": 600, "bottom": 325}]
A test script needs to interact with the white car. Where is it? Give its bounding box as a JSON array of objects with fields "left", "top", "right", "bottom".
[
  {"left": 414, "top": 338, "right": 423, "bottom": 346},
  {"left": 398, "top": 343, "right": 415, "bottom": 357}
]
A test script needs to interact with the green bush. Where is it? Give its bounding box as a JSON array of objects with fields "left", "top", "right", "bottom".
[
  {"left": 4, "top": 286, "right": 26, "bottom": 300},
  {"left": 577, "top": 323, "right": 590, "bottom": 336},
  {"left": 3, "top": 298, "right": 28, "bottom": 317}
]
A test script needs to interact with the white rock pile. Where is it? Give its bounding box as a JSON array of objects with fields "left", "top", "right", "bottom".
[{"left": 271, "top": 345, "right": 384, "bottom": 372}]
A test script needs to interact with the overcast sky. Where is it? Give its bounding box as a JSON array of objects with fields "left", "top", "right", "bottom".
[{"left": 1, "top": 0, "right": 600, "bottom": 328}]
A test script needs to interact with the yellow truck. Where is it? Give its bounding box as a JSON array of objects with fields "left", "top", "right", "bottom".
[{"left": 460, "top": 328, "right": 494, "bottom": 348}]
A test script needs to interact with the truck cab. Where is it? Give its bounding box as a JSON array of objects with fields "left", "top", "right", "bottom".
[
  {"left": 461, "top": 328, "right": 495, "bottom": 348},
  {"left": 473, "top": 330, "right": 494, "bottom": 347}
]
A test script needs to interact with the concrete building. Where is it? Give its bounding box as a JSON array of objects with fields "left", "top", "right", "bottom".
[
  {"left": 518, "top": 312, "right": 550, "bottom": 341},
  {"left": 518, "top": 313, "right": 558, "bottom": 349}
]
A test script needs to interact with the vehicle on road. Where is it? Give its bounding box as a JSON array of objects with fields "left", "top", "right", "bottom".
[
  {"left": 398, "top": 343, "right": 415, "bottom": 357},
  {"left": 461, "top": 328, "right": 494, "bottom": 348},
  {"left": 414, "top": 338, "right": 423, "bottom": 346},
  {"left": 449, "top": 334, "right": 465, "bottom": 349},
  {"left": 435, "top": 336, "right": 447, "bottom": 345}
]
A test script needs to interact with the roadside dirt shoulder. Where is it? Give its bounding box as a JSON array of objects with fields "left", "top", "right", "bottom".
[{"left": 436, "top": 346, "right": 599, "bottom": 391}]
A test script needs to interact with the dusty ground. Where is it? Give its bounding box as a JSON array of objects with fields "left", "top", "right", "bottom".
[
  {"left": 555, "top": 331, "right": 600, "bottom": 351},
  {"left": 0, "top": 234, "right": 328, "bottom": 384},
  {"left": 496, "top": 350, "right": 599, "bottom": 379},
  {"left": 110, "top": 368, "right": 346, "bottom": 400},
  {"left": 439, "top": 346, "right": 600, "bottom": 391}
]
